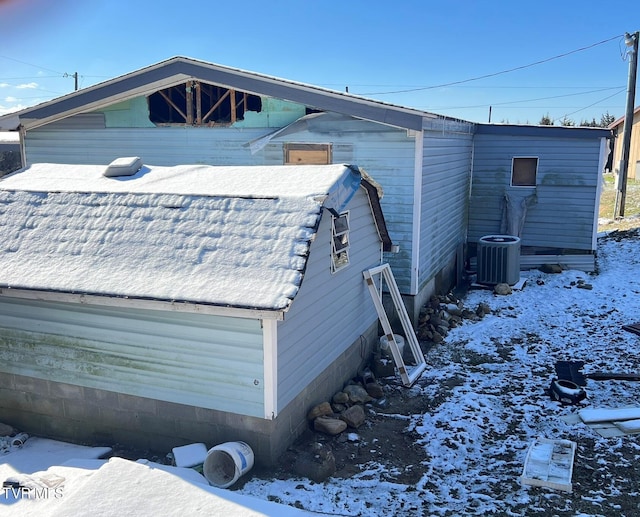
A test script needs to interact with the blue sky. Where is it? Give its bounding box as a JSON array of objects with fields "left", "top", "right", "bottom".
[{"left": 1, "top": 0, "right": 638, "bottom": 125}]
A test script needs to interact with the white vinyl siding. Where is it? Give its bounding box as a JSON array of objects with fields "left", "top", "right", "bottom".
[
  {"left": 24, "top": 127, "right": 271, "bottom": 167},
  {"left": 470, "top": 135, "right": 603, "bottom": 251},
  {"left": 418, "top": 131, "right": 474, "bottom": 293},
  {"left": 263, "top": 119, "right": 416, "bottom": 294},
  {"left": 276, "top": 187, "right": 381, "bottom": 409},
  {"left": 0, "top": 298, "right": 265, "bottom": 417}
]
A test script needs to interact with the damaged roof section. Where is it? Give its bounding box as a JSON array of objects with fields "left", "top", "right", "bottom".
[
  {"left": 148, "top": 80, "right": 263, "bottom": 126},
  {"left": 0, "top": 56, "right": 455, "bottom": 131},
  {"left": 0, "top": 163, "right": 383, "bottom": 313}
]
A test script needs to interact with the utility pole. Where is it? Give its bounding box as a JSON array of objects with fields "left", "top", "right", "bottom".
[
  {"left": 64, "top": 72, "right": 79, "bottom": 91},
  {"left": 617, "top": 31, "right": 639, "bottom": 218}
]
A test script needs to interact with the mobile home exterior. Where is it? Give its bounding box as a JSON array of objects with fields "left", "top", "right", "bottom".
[
  {"left": 0, "top": 57, "right": 612, "bottom": 459},
  {"left": 0, "top": 57, "right": 475, "bottom": 319},
  {"left": 470, "top": 124, "right": 610, "bottom": 271},
  {"left": 0, "top": 162, "right": 390, "bottom": 464}
]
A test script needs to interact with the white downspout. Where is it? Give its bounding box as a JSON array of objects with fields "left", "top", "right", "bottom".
[
  {"left": 593, "top": 137, "right": 608, "bottom": 249},
  {"left": 411, "top": 130, "right": 424, "bottom": 295},
  {"left": 19, "top": 126, "right": 27, "bottom": 168},
  {"left": 262, "top": 319, "right": 278, "bottom": 419}
]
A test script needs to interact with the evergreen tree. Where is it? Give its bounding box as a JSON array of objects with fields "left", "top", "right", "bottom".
[
  {"left": 537, "top": 112, "right": 618, "bottom": 128},
  {"left": 579, "top": 117, "right": 598, "bottom": 127},
  {"left": 539, "top": 114, "right": 553, "bottom": 125},
  {"left": 599, "top": 111, "right": 616, "bottom": 127}
]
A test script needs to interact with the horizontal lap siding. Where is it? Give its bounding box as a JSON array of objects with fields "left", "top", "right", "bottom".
[
  {"left": 27, "top": 120, "right": 416, "bottom": 292},
  {"left": 352, "top": 136, "right": 416, "bottom": 293},
  {"left": 419, "top": 132, "right": 473, "bottom": 291},
  {"left": 520, "top": 185, "right": 597, "bottom": 248},
  {"left": 25, "top": 127, "right": 270, "bottom": 166},
  {"left": 470, "top": 135, "right": 602, "bottom": 250},
  {"left": 0, "top": 299, "right": 265, "bottom": 417},
  {"left": 276, "top": 188, "right": 381, "bottom": 409},
  {"left": 266, "top": 124, "right": 416, "bottom": 294}
]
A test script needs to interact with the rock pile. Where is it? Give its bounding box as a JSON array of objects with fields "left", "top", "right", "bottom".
[
  {"left": 297, "top": 371, "right": 385, "bottom": 481},
  {"left": 296, "top": 292, "right": 494, "bottom": 482},
  {"left": 417, "top": 292, "right": 491, "bottom": 347},
  {"left": 307, "top": 372, "right": 383, "bottom": 438}
]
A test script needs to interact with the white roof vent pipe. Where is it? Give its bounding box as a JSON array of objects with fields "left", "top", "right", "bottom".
[{"left": 103, "top": 157, "right": 143, "bottom": 177}]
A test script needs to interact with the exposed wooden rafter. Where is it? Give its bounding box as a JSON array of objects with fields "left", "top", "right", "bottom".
[
  {"left": 202, "top": 88, "right": 231, "bottom": 123},
  {"left": 158, "top": 89, "right": 187, "bottom": 122},
  {"left": 150, "top": 80, "right": 260, "bottom": 126}
]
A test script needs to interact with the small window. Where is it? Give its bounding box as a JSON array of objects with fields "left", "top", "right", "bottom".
[
  {"left": 331, "top": 212, "right": 350, "bottom": 273},
  {"left": 284, "top": 143, "right": 332, "bottom": 165},
  {"left": 511, "top": 157, "right": 538, "bottom": 187}
]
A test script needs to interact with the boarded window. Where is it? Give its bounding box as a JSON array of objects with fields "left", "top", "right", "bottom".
[
  {"left": 331, "top": 212, "right": 350, "bottom": 273},
  {"left": 511, "top": 157, "right": 538, "bottom": 187},
  {"left": 148, "top": 81, "right": 261, "bottom": 126},
  {"left": 284, "top": 143, "right": 332, "bottom": 165}
]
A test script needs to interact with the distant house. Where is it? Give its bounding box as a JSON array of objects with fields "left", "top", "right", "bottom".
[
  {"left": 0, "top": 162, "right": 390, "bottom": 464},
  {"left": 609, "top": 105, "right": 640, "bottom": 179}
]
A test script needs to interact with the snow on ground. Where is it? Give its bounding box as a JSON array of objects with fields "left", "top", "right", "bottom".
[
  {"left": 0, "top": 438, "right": 320, "bottom": 516},
  {"left": 239, "top": 230, "right": 640, "bottom": 516},
  {"left": 2, "top": 230, "right": 640, "bottom": 516}
]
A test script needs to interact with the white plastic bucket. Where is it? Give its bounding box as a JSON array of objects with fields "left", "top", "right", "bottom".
[
  {"left": 379, "top": 334, "right": 405, "bottom": 358},
  {"left": 203, "top": 441, "right": 254, "bottom": 488},
  {"left": 11, "top": 432, "right": 29, "bottom": 448}
]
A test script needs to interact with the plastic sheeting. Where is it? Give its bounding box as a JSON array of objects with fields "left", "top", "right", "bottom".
[{"left": 500, "top": 191, "right": 537, "bottom": 237}]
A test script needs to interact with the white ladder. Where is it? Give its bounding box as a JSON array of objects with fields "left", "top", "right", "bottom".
[{"left": 363, "top": 264, "right": 427, "bottom": 387}]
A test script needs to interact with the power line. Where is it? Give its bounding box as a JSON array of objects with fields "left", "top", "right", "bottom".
[
  {"left": 552, "top": 89, "right": 627, "bottom": 122},
  {"left": 320, "top": 83, "right": 625, "bottom": 90},
  {"left": 0, "top": 55, "right": 106, "bottom": 90},
  {"left": 427, "top": 86, "right": 625, "bottom": 111},
  {"left": 412, "top": 88, "right": 626, "bottom": 123},
  {"left": 0, "top": 55, "right": 66, "bottom": 76},
  {"left": 0, "top": 76, "right": 62, "bottom": 81},
  {"left": 355, "top": 34, "right": 624, "bottom": 95}
]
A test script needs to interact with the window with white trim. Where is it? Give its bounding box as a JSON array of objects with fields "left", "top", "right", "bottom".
[{"left": 331, "top": 211, "right": 350, "bottom": 273}]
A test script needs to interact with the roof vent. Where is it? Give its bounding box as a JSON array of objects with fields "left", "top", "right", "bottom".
[{"left": 103, "top": 156, "right": 143, "bottom": 177}]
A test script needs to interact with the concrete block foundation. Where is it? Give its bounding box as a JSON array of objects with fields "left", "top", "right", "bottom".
[{"left": 0, "top": 324, "right": 377, "bottom": 466}]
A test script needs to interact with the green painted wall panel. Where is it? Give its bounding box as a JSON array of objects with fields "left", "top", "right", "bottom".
[{"left": 0, "top": 298, "right": 265, "bottom": 417}]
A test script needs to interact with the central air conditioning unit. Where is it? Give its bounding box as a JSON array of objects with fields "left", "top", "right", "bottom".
[{"left": 477, "top": 235, "right": 521, "bottom": 285}]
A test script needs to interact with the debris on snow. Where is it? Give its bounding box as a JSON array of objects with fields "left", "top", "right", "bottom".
[{"left": 521, "top": 438, "right": 576, "bottom": 493}]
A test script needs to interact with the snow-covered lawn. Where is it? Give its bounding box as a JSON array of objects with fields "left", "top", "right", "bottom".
[
  {"left": 240, "top": 229, "right": 640, "bottom": 516},
  {"left": 2, "top": 230, "right": 640, "bottom": 516}
]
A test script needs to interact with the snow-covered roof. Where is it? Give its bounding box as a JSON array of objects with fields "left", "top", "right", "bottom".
[
  {"left": 0, "top": 131, "right": 19, "bottom": 144},
  {"left": 0, "top": 162, "right": 365, "bottom": 313}
]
